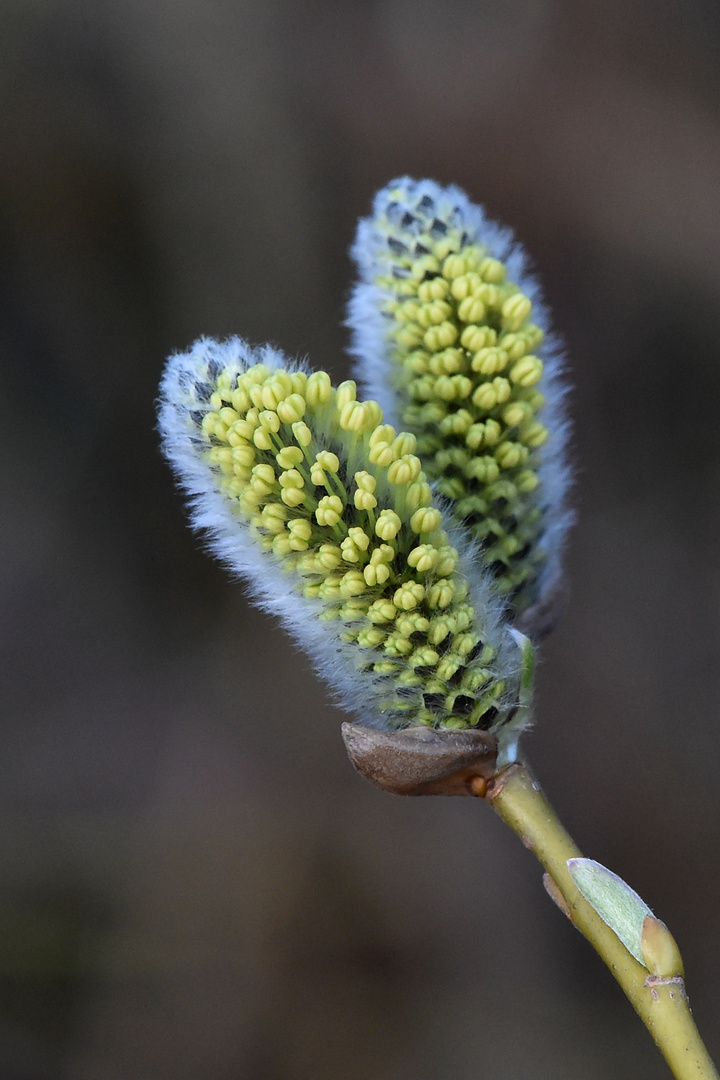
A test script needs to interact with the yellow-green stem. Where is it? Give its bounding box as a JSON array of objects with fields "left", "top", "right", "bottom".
[{"left": 476, "top": 763, "right": 718, "bottom": 1080}]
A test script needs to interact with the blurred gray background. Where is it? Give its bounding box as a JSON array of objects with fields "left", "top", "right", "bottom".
[{"left": 2, "top": 1, "right": 720, "bottom": 1077}]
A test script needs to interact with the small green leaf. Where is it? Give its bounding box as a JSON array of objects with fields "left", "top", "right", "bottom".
[{"left": 567, "top": 857, "right": 652, "bottom": 966}]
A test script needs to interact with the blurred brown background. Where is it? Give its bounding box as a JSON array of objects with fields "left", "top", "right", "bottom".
[{"left": 2, "top": 1, "right": 720, "bottom": 1077}]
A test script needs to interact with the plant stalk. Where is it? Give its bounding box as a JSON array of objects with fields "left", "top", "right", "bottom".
[{"left": 475, "top": 763, "right": 718, "bottom": 1080}]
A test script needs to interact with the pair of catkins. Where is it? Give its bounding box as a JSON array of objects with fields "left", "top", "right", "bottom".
[{"left": 158, "top": 177, "right": 571, "bottom": 790}]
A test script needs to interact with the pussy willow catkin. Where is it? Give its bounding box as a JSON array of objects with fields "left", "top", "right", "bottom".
[{"left": 159, "top": 337, "right": 526, "bottom": 748}]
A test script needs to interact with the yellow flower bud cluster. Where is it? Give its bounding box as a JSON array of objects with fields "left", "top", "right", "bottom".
[
  {"left": 163, "top": 343, "right": 517, "bottom": 733},
  {"left": 351, "top": 180, "right": 559, "bottom": 615}
]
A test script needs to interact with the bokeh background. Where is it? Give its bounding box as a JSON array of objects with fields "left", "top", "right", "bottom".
[{"left": 2, "top": 1, "right": 720, "bottom": 1077}]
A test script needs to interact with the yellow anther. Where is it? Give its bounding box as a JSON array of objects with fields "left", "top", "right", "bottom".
[
  {"left": 218, "top": 406, "right": 238, "bottom": 426},
  {"left": 248, "top": 383, "right": 265, "bottom": 409},
  {"left": 427, "top": 619, "right": 451, "bottom": 645},
  {"left": 472, "top": 377, "right": 511, "bottom": 410},
  {"left": 231, "top": 387, "right": 252, "bottom": 413},
  {"left": 348, "top": 526, "right": 370, "bottom": 551},
  {"left": 253, "top": 427, "right": 275, "bottom": 450},
  {"left": 305, "top": 370, "right": 333, "bottom": 409},
  {"left": 250, "top": 462, "right": 276, "bottom": 493},
  {"left": 405, "top": 254, "right": 439, "bottom": 280},
  {"left": 291, "top": 420, "right": 313, "bottom": 448},
  {"left": 404, "top": 351, "right": 429, "bottom": 375},
  {"left": 391, "top": 432, "right": 417, "bottom": 456},
  {"left": 523, "top": 388, "right": 545, "bottom": 412},
  {"left": 486, "top": 478, "right": 517, "bottom": 503},
  {"left": 279, "top": 468, "right": 304, "bottom": 490},
  {"left": 318, "top": 574, "right": 343, "bottom": 599},
  {"left": 442, "top": 253, "right": 467, "bottom": 279},
  {"left": 231, "top": 445, "right": 256, "bottom": 468},
  {"left": 465, "top": 423, "right": 486, "bottom": 450},
  {"left": 364, "top": 400, "right": 384, "bottom": 428},
  {"left": 354, "top": 489, "right": 378, "bottom": 512},
  {"left": 396, "top": 612, "right": 430, "bottom": 636},
  {"left": 261, "top": 384, "right": 285, "bottom": 411},
  {"left": 457, "top": 294, "right": 486, "bottom": 324},
  {"left": 226, "top": 427, "right": 249, "bottom": 448},
  {"left": 317, "top": 543, "right": 342, "bottom": 569},
  {"left": 417, "top": 278, "right": 450, "bottom": 302},
  {"left": 478, "top": 256, "right": 506, "bottom": 283},
  {"left": 436, "top": 654, "right": 462, "bottom": 682},
  {"left": 471, "top": 347, "right": 508, "bottom": 376},
  {"left": 258, "top": 410, "right": 281, "bottom": 432},
  {"left": 407, "top": 544, "right": 437, "bottom": 572},
  {"left": 453, "top": 375, "right": 473, "bottom": 399},
  {"left": 340, "top": 538, "right": 362, "bottom": 563},
  {"left": 289, "top": 370, "right": 307, "bottom": 394},
  {"left": 434, "top": 375, "right": 463, "bottom": 402},
  {"left": 384, "top": 634, "right": 413, "bottom": 656},
  {"left": 357, "top": 627, "right": 386, "bottom": 648},
  {"left": 417, "top": 300, "right": 452, "bottom": 328},
  {"left": 501, "top": 292, "right": 532, "bottom": 331},
  {"left": 315, "top": 494, "right": 344, "bottom": 527},
  {"left": 424, "top": 322, "right": 458, "bottom": 352},
  {"left": 242, "top": 363, "right": 271, "bottom": 386},
  {"left": 261, "top": 503, "right": 288, "bottom": 534},
  {"left": 520, "top": 421, "right": 548, "bottom": 448},
  {"left": 363, "top": 563, "right": 391, "bottom": 586},
  {"left": 315, "top": 450, "right": 340, "bottom": 473},
  {"left": 410, "top": 507, "right": 442, "bottom": 534},
  {"left": 453, "top": 633, "right": 477, "bottom": 657},
  {"left": 516, "top": 469, "right": 539, "bottom": 493},
  {"left": 406, "top": 480, "right": 432, "bottom": 512},
  {"left": 272, "top": 533, "right": 294, "bottom": 558},
  {"left": 287, "top": 518, "right": 312, "bottom": 542},
  {"left": 460, "top": 324, "right": 496, "bottom": 352},
  {"left": 209, "top": 446, "right": 233, "bottom": 466},
  {"left": 427, "top": 579, "right": 455, "bottom": 609},
  {"left": 387, "top": 454, "right": 422, "bottom": 485},
  {"left": 410, "top": 645, "right": 440, "bottom": 668},
  {"left": 340, "top": 599, "right": 370, "bottom": 623},
  {"left": 428, "top": 348, "right": 465, "bottom": 376},
  {"left": 399, "top": 299, "right": 421, "bottom": 322},
  {"left": 368, "top": 598, "right": 397, "bottom": 624},
  {"left": 484, "top": 419, "right": 502, "bottom": 445},
  {"left": 335, "top": 380, "right": 357, "bottom": 409},
  {"left": 509, "top": 355, "right": 543, "bottom": 387},
  {"left": 395, "top": 325, "right": 425, "bottom": 348},
  {"left": 502, "top": 401, "right": 532, "bottom": 428},
  {"left": 525, "top": 324, "right": 545, "bottom": 348},
  {"left": 495, "top": 442, "right": 527, "bottom": 469},
  {"left": 498, "top": 332, "right": 529, "bottom": 361},
  {"left": 281, "top": 488, "right": 305, "bottom": 508},
  {"left": 435, "top": 447, "right": 469, "bottom": 471},
  {"left": 440, "top": 409, "right": 473, "bottom": 436},
  {"left": 339, "top": 400, "right": 376, "bottom": 432},
  {"left": 375, "top": 509, "right": 402, "bottom": 540},
  {"left": 465, "top": 455, "right": 500, "bottom": 484},
  {"left": 476, "top": 283, "right": 499, "bottom": 307},
  {"left": 369, "top": 425, "right": 396, "bottom": 448},
  {"left": 340, "top": 570, "right": 366, "bottom": 597},
  {"left": 435, "top": 546, "right": 458, "bottom": 575},
  {"left": 450, "top": 272, "right": 482, "bottom": 301},
  {"left": 276, "top": 446, "right": 304, "bottom": 470},
  {"left": 367, "top": 441, "right": 394, "bottom": 467},
  {"left": 277, "top": 393, "right": 307, "bottom": 424}
]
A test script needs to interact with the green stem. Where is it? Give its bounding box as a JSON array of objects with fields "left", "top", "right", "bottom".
[{"left": 477, "top": 763, "right": 718, "bottom": 1080}]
